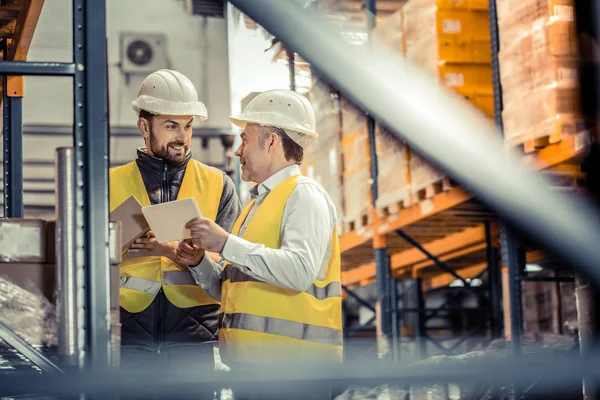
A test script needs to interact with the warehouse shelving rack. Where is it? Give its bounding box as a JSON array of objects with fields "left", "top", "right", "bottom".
[
  {"left": 0, "top": 0, "right": 596, "bottom": 397},
  {"left": 334, "top": 0, "right": 592, "bottom": 361},
  {"left": 0, "top": 0, "right": 112, "bottom": 372}
]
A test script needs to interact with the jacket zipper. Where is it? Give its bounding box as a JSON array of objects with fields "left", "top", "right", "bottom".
[
  {"left": 157, "top": 163, "right": 168, "bottom": 353},
  {"left": 162, "top": 163, "right": 169, "bottom": 202}
]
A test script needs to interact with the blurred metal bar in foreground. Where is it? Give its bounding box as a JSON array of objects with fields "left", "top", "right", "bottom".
[{"left": 1, "top": 349, "right": 600, "bottom": 397}]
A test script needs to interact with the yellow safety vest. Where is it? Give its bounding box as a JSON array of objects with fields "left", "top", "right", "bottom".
[
  {"left": 110, "top": 160, "right": 223, "bottom": 313},
  {"left": 219, "top": 175, "right": 343, "bottom": 365}
]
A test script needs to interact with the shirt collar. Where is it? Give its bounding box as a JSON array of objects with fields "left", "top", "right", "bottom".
[{"left": 249, "top": 164, "right": 301, "bottom": 199}]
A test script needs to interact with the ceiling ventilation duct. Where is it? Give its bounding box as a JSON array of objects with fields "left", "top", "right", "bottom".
[{"left": 185, "top": 0, "right": 226, "bottom": 18}]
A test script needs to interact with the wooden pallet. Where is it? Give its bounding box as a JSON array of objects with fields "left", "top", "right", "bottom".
[
  {"left": 343, "top": 209, "right": 372, "bottom": 234},
  {"left": 376, "top": 192, "right": 412, "bottom": 220},
  {"left": 520, "top": 133, "right": 564, "bottom": 153},
  {"left": 413, "top": 177, "right": 455, "bottom": 202},
  {"left": 507, "top": 131, "right": 569, "bottom": 154}
]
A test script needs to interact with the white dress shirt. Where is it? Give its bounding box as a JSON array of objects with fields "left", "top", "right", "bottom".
[{"left": 189, "top": 164, "right": 337, "bottom": 300}]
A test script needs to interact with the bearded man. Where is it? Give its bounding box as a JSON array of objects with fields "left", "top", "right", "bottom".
[{"left": 109, "top": 69, "right": 241, "bottom": 371}]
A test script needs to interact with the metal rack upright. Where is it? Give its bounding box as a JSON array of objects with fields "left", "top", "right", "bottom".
[{"left": 0, "top": 0, "right": 111, "bottom": 372}]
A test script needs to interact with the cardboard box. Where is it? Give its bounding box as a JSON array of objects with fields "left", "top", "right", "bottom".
[
  {"left": 502, "top": 85, "right": 582, "bottom": 144},
  {"left": 376, "top": 125, "right": 411, "bottom": 209},
  {"left": 109, "top": 195, "right": 150, "bottom": 252},
  {"left": 0, "top": 219, "right": 47, "bottom": 263},
  {"left": 373, "top": 8, "right": 406, "bottom": 56},
  {"left": 0, "top": 262, "right": 56, "bottom": 302},
  {"left": 410, "top": 152, "right": 446, "bottom": 196},
  {"left": 404, "top": 4, "right": 491, "bottom": 55},
  {"left": 306, "top": 76, "right": 346, "bottom": 233}
]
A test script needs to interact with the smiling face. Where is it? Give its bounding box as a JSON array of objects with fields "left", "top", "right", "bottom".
[{"left": 138, "top": 114, "right": 193, "bottom": 165}]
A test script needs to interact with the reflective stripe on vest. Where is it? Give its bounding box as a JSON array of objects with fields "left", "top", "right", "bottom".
[
  {"left": 219, "top": 174, "right": 343, "bottom": 364},
  {"left": 223, "top": 266, "right": 342, "bottom": 300},
  {"left": 162, "top": 270, "right": 196, "bottom": 285},
  {"left": 221, "top": 313, "right": 343, "bottom": 346},
  {"left": 120, "top": 271, "right": 196, "bottom": 294},
  {"left": 120, "top": 276, "right": 161, "bottom": 295}
]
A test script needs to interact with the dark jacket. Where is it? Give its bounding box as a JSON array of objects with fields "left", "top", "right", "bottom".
[{"left": 120, "top": 149, "right": 241, "bottom": 352}]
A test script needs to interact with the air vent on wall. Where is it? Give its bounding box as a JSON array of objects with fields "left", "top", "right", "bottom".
[
  {"left": 120, "top": 33, "right": 169, "bottom": 74},
  {"left": 185, "top": 0, "right": 225, "bottom": 18}
]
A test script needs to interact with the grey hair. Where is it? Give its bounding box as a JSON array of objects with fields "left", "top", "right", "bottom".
[{"left": 255, "top": 124, "right": 305, "bottom": 164}]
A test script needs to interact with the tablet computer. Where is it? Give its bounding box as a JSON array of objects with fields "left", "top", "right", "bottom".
[
  {"left": 141, "top": 197, "right": 202, "bottom": 244},
  {"left": 109, "top": 195, "right": 151, "bottom": 251}
]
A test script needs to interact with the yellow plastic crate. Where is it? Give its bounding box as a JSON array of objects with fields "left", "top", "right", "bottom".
[
  {"left": 436, "top": 0, "right": 489, "bottom": 10},
  {"left": 438, "top": 41, "right": 491, "bottom": 63},
  {"left": 408, "top": 0, "right": 489, "bottom": 12},
  {"left": 435, "top": 9, "right": 491, "bottom": 44},
  {"left": 437, "top": 63, "right": 493, "bottom": 96},
  {"left": 404, "top": 7, "right": 491, "bottom": 63},
  {"left": 407, "top": 33, "right": 491, "bottom": 64},
  {"left": 466, "top": 93, "right": 495, "bottom": 117}
]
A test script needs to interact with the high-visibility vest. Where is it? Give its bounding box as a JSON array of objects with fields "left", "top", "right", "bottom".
[
  {"left": 110, "top": 160, "right": 223, "bottom": 313},
  {"left": 219, "top": 174, "right": 343, "bottom": 364}
]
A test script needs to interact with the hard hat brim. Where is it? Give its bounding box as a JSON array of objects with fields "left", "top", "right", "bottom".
[
  {"left": 132, "top": 96, "right": 208, "bottom": 120},
  {"left": 229, "top": 113, "right": 318, "bottom": 138}
]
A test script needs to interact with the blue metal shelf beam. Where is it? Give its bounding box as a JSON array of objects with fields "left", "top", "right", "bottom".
[{"left": 0, "top": 62, "right": 76, "bottom": 76}]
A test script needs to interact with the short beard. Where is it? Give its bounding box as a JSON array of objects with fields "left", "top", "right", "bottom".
[{"left": 148, "top": 126, "right": 188, "bottom": 166}]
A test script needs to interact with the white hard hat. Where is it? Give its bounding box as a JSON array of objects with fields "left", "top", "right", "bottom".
[
  {"left": 132, "top": 69, "right": 208, "bottom": 120},
  {"left": 229, "top": 89, "right": 318, "bottom": 149}
]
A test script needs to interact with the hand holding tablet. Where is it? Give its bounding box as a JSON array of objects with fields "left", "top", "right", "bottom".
[{"left": 141, "top": 198, "right": 203, "bottom": 244}]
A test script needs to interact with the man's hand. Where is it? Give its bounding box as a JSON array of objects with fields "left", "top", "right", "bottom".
[
  {"left": 186, "top": 217, "right": 229, "bottom": 253},
  {"left": 176, "top": 240, "right": 205, "bottom": 266},
  {"left": 126, "top": 231, "right": 179, "bottom": 261}
]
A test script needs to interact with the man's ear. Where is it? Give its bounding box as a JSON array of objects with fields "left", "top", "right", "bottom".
[
  {"left": 138, "top": 118, "right": 150, "bottom": 139},
  {"left": 268, "top": 132, "right": 279, "bottom": 152}
]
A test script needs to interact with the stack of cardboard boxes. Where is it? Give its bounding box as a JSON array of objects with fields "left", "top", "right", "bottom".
[
  {"left": 498, "top": 0, "right": 582, "bottom": 150},
  {"left": 403, "top": 0, "right": 493, "bottom": 116},
  {"left": 304, "top": 76, "right": 346, "bottom": 233},
  {"left": 403, "top": 0, "right": 494, "bottom": 197},
  {"left": 304, "top": 0, "right": 502, "bottom": 229},
  {"left": 371, "top": 9, "right": 412, "bottom": 211},
  {"left": 375, "top": 124, "right": 411, "bottom": 211},
  {"left": 373, "top": 9, "right": 406, "bottom": 54},
  {"left": 0, "top": 219, "right": 122, "bottom": 367},
  {"left": 340, "top": 97, "right": 372, "bottom": 230},
  {"left": 305, "top": 75, "right": 411, "bottom": 230}
]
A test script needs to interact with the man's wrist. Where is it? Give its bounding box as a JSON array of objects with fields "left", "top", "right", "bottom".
[
  {"left": 195, "top": 251, "right": 206, "bottom": 265},
  {"left": 217, "top": 233, "right": 231, "bottom": 254}
]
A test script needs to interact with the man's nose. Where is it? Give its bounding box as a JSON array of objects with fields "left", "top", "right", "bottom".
[
  {"left": 175, "top": 127, "right": 188, "bottom": 141},
  {"left": 234, "top": 144, "right": 242, "bottom": 157}
]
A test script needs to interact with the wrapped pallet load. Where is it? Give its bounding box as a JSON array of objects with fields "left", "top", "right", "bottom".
[
  {"left": 305, "top": 76, "right": 346, "bottom": 234},
  {"left": 370, "top": 8, "right": 412, "bottom": 212},
  {"left": 372, "top": 8, "right": 406, "bottom": 55},
  {"left": 375, "top": 124, "right": 412, "bottom": 212},
  {"left": 498, "top": 0, "right": 582, "bottom": 152},
  {"left": 403, "top": 0, "right": 493, "bottom": 199},
  {"left": 403, "top": 0, "right": 493, "bottom": 116},
  {"left": 340, "top": 96, "right": 372, "bottom": 232}
]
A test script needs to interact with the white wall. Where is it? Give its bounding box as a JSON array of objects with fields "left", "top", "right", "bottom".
[
  {"left": 3, "top": 0, "right": 232, "bottom": 214},
  {"left": 226, "top": 5, "right": 294, "bottom": 204},
  {"left": 24, "top": 0, "right": 231, "bottom": 129}
]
